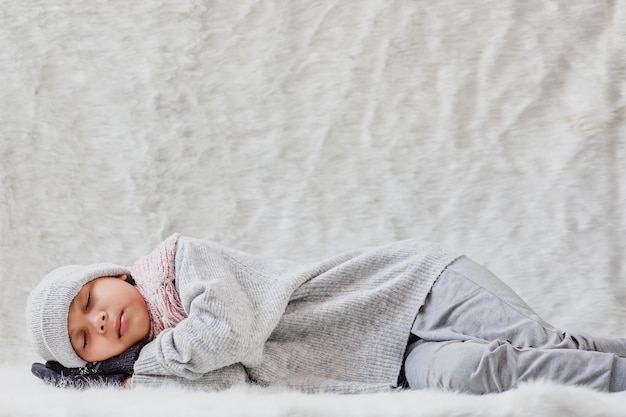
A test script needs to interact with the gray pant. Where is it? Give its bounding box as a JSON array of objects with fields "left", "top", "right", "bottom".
[{"left": 404, "top": 256, "right": 626, "bottom": 393}]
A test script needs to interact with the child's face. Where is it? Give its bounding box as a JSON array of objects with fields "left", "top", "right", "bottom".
[{"left": 67, "top": 275, "right": 150, "bottom": 362}]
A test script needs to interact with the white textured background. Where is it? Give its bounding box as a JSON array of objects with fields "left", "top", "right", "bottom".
[{"left": 1, "top": 1, "right": 626, "bottom": 415}]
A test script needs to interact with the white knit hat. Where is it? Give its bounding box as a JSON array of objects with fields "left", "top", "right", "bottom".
[{"left": 26, "top": 263, "right": 131, "bottom": 367}]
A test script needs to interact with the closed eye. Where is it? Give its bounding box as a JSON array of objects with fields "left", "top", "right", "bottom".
[{"left": 82, "top": 292, "right": 91, "bottom": 349}]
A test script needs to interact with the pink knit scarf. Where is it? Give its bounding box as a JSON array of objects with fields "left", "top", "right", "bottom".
[{"left": 130, "top": 233, "right": 187, "bottom": 340}]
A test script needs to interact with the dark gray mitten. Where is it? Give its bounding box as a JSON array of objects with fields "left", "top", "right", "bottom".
[{"left": 31, "top": 341, "right": 146, "bottom": 389}]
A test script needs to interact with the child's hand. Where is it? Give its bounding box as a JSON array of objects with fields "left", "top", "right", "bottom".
[{"left": 30, "top": 341, "right": 147, "bottom": 389}]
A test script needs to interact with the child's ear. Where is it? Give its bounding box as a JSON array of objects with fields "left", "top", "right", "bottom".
[{"left": 120, "top": 274, "right": 136, "bottom": 286}]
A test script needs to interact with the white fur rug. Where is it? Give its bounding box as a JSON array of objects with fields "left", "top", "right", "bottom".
[{"left": 1, "top": 1, "right": 626, "bottom": 416}]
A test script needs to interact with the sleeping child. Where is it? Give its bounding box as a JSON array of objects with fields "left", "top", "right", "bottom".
[{"left": 26, "top": 233, "right": 626, "bottom": 394}]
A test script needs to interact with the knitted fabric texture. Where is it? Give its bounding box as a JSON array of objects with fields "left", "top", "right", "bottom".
[
  {"left": 130, "top": 233, "right": 186, "bottom": 339},
  {"left": 132, "top": 237, "right": 461, "bottom": 393}
]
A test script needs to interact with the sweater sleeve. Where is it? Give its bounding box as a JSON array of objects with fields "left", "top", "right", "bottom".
[
  {"left": 132, "top": 276, "right": 259, "bottom": 379},
  {"left": 132, "top": 236, "right": 330, "bottom": 382},
  {"left": 132, "top": 362, "right": 248, "bottom": 390}
]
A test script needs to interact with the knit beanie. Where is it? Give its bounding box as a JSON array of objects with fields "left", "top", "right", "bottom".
[{"left": 26, "top": 263, "right": 131, "bottom": 368}]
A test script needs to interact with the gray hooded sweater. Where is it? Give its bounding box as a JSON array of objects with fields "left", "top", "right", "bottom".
[{"left": 132, "top": 237, "right": 460, "bottom": 393}]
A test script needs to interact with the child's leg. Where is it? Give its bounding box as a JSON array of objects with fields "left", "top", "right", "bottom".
[
  {"left": 403, "top": 256, "right": 626, "bottom": 393},
  {"left": 411, "top": 256, "right": 626, "bottom": 355},
  {"left": 404, "top": 338, "right": 626, "bottom": 393}
]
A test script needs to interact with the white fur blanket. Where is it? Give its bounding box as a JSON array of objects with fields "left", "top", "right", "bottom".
[{"left": 1, "top": 1, "right": 626, "bottom": 416}]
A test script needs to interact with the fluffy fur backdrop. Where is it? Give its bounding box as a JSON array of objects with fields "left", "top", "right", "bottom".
[{"left": 1, "top": 1, "right": 626, "bottom": 415}]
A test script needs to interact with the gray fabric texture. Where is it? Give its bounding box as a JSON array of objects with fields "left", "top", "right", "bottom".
[
  {"left": 404, "top": 256, "right": 626, "bottom": 394},
  {"left": 132, "top": 237, "right": 460, "bottom": 393}
]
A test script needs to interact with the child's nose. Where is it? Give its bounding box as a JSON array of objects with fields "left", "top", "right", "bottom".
[{"left": 92, "top": 311, "right": 108, "bottom": 334}]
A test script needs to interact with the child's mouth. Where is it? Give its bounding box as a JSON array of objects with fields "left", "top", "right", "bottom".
[{"left": 119, "top": 312, "right": 127, "bottom": 338}]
